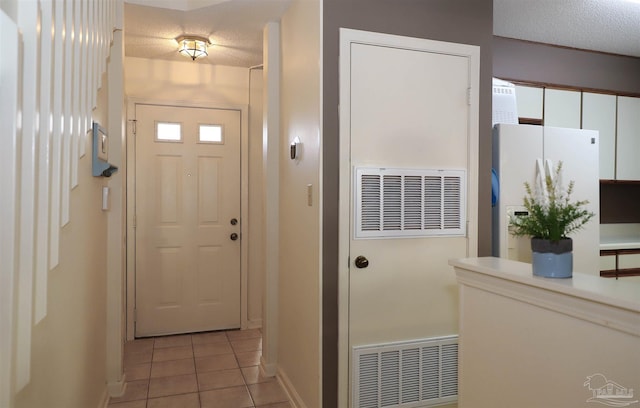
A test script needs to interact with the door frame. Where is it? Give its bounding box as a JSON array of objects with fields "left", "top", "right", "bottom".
[
  {"left": 337, "top": 29, "right": 480, "bottom": 406},
  {"left": 125, "top": 98, "right": 249, "bottom": 340}
]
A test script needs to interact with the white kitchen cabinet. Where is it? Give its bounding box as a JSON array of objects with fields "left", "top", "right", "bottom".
[
  {"left": 582, "top": 93, "right": 617, "bottom": 180},
  {"left": 617, "top": 96, "right": 640, "bottom": 180},
  {"left": 544, "top": 88, "right": 581, "bottom": 128},
  {"left": 515, "top": 85, "right": 543, "bottom": 121},
  {"left": 600, "top": 251, "right": 640, "bottom": 278},
  {"left": 600, "top": 254, "right": 616, "bottom": 271},
  {"left": 619, "top": 253, "right": 640, "bottom": 269}
]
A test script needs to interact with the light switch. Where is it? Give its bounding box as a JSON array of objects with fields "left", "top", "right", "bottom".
[{"left": 102, "top": 186, "right": 109, "bottom": 211}]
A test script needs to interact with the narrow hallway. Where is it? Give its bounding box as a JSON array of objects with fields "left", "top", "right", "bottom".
[{"left": 108, "top": 329, "right": 291, "bottom": 408}]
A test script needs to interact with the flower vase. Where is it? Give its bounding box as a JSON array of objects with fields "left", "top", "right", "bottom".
[{"left": 531, "top": 238, "right": 573, "bottom": 278}]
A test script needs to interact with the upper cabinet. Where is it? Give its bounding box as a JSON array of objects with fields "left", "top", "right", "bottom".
[
  {"left": 515, "top": 85, "right": 543, "bottom": 121},
  {"left": 544, "top": 89, "right": 581, "bottom": 128},
  {"left": 513, "top": 84, "right": 640, "bottom": 181},
  {"left": 617, "top": 96, "right": 640, "bottom": 181},
  {"left": 582, "top": 93, "right": 616, "bottom": 180}
]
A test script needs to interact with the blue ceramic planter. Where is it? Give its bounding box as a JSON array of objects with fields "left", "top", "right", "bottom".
[{"left": 531, "top": 238, "right": 573, "bottom": 279}]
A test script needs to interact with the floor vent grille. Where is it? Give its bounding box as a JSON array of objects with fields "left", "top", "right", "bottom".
[{"left": 353, "top": 336, "right": 458, "bottom": 408}]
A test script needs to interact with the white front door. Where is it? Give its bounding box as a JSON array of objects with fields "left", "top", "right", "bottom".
[
  {"left": 135, "top": 104, "right": 241, "bottom": 337},
  {"left": 339, "top": 30, "right": 479, "bottom": 406}
]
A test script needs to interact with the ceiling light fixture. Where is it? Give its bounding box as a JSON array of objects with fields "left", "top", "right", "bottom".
[{"left": 176, "top": 35, "right": 210, "bottom": 60}]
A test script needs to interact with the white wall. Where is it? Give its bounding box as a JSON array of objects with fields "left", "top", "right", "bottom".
[
  {"left": 278, "top": 0, "right": 322, "bottom": 406},
  {"left": 125, "top": 57, "right": 248, "bottom": 106},
  {"left": 14, "top": 86, "right": 110, "bottom": 407},
  {"left": 3, "top": 0, "right": 121, "bottom": 406},
  {"left": 124, "top": 57, "right": 265, "bottom": 328},
  {"left": 454, "top": 259, "right": 640, "bottom": 408}
]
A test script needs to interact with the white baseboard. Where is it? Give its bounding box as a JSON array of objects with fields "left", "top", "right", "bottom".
[
  {"left": 260, "top": 356, "right": 277, "bottom": 377},
  {"left": 107, "top": 374, "right": 127, "bottom": 398},
  {"left": 98, "top": 387, "right": 109, "bottom": 408},
  {"left": 277, "top": 368, "right": 307, "bottom": 408},
  {"left": 247, "top": 318, "right": 262, "bottom": 329}
]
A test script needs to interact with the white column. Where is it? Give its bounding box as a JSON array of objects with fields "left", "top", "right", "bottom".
[{"left": 261, "top": 21, "right": 281, "bottom": 377}]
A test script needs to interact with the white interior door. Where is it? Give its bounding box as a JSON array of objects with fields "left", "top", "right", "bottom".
[
  {"left": 135, "top": 104, "right": 241, "bottom": 337},
  {"left": 339, "top": 30, "right": 479, "bottom": 406}
]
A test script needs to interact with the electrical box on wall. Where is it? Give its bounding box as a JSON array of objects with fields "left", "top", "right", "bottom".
[{"left": 92, "top": 122, "right": 118, "bottom": 177}]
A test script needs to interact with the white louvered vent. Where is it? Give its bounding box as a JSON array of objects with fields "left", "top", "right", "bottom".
[
  {"left": 355, "top": 168, "right": 466, "bottom": 239},
  {"left": 353, "top": 336, "right": 458, "bottom": 408}
]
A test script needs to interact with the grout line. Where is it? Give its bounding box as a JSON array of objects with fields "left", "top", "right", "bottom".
[
  {"left": 123, "top": 331, "right": 267, "bottom": 408},
  {"left": 145, "top": 338, "right": 155, "bottom": 402}
]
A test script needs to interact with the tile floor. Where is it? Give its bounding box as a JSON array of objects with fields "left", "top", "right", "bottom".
[{"left": 109, "top": 329, "right": 292, "bottom": 408}]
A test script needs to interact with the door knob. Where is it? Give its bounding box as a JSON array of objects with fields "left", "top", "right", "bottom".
[
  {"left": 230, "top": 218, "right": 238, "bottom": 225},
  {"left": 230, "top": 233, "right": 238, "bottom": 241},
  {"left": 354, "top": 255, "right": 369, "bottom": 269}
]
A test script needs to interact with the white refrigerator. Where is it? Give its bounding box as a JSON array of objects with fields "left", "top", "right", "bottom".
[{"left": 492, "top": 124, "right": 600, "bottom": 275}]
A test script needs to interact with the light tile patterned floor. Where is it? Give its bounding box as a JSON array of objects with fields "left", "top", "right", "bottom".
[{"left": 109, "top": 329, "right": 292, "bottom": 408}]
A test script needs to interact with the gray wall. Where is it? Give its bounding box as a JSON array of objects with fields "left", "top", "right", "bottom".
[
  {"left": 494, "top": 36, "right": 640, "bottom": 224},
  {"left": 322, "top": 1, "right": 494, "bottom": 405},
  {"left": 494, "top": 36, "right": 640, "bottom": 95}
]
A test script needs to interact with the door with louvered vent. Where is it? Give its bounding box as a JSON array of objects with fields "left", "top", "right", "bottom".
[{"left": 343, "top": 31, "right": 479, "bottom": 387}]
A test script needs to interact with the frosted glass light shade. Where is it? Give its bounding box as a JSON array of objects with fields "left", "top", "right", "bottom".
[{"left": 177, "top": 36, "right": 210, "bottom": 60}]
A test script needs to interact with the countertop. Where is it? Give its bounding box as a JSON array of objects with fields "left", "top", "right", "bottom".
[
  {"left": 449, "top": 257, "right": 640, "bottom": 314},
  {"left": 600, "top": 223, "right": 640, "bottom": 250}
]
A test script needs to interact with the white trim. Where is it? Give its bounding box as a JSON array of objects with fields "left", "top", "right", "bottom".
[
  {"left": 277, "top": 367, "right": 307, "bottom": 408},
  {"left": 61, "top": 0, "right": 74, "bottom": 227},
  {"left": 240, "top": 98, "right": 250, "bottom": 330},
  {"left": 34, "top": 0, "right": 53, "bottom": 324},
  {"left": 49, "top": 0, "right": 65, "bottom": 270},
  {"left": 260, "top": 356, "right": 277, "bottom": 378},
  {"left": 338, "top": 28, "right": 480, "bottom": 407},
  {"left": 97, "top": 387, "right": 110, "bottom": 408},
  {"left": 453, "top": 263, "right": 640, "bottom": 338},
  {"left": 317, "top": 1, "right": 324, "bottom": 405},
  {"left": 0, "top": 10, "right": 19, "bottom": 407},
  {"left": 125, "top": 98, "right": 250, "bottom": 339},
  {"left": 15, "top": 0, "right": 38, "bottom": 392},
  {"left": 107, "top": 373, "right": 127, "bottom": 398},
  {"left": 247, "top": 318, "right": 263, "bottom": 330},
  {"left": 261, "top": 21, "right": 281, "bottom": 376},
  {"left": 71, "top": 0, "right": 82, "bottom": 188},
  {"left": 125, "top": 98, "right": 136, "bottom": 340},
  {"left": 106, "top": 26, "right": 125, "bottom": 392}
]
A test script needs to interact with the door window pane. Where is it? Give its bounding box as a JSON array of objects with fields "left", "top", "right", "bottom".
[
  {"left": 199, "top": 124, "right": 223, "bottom": 144},
  {"left": 156, "top": 122, "right": 182, "bottom": 142}
]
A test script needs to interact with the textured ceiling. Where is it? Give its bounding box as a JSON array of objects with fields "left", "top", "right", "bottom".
[
  {"left": 124, "top": 0, "right": 291, "bottom": 67},
  {"left": 124, "top": 0, "right": 640, "bottom": 68},
  {"left": 494, "top": 0, "right": 640, "bottom": 57}
]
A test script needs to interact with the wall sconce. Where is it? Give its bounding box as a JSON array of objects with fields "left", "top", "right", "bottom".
[
  {"left": 176, "top": 35, "right": 210, "bottom": 60},
  {"left": 290, "top": 136, "right": 302, "bottom": 160}
]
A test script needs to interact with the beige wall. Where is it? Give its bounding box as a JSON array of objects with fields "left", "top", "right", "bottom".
[
  {"left": 14, "top": 76, "right": 110, "bottom": 408},
  {"left": 454, "top": 259, "right": 640, "bottom": 408},
  {"left": 124, "top": 57, "right": 264, "bottom": 328},
  {"left": 125, "top": 57, "right": 249, "bottom": 106},
  {"left": 278, "top": 0, "right": 322, "bottom": 406}
]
